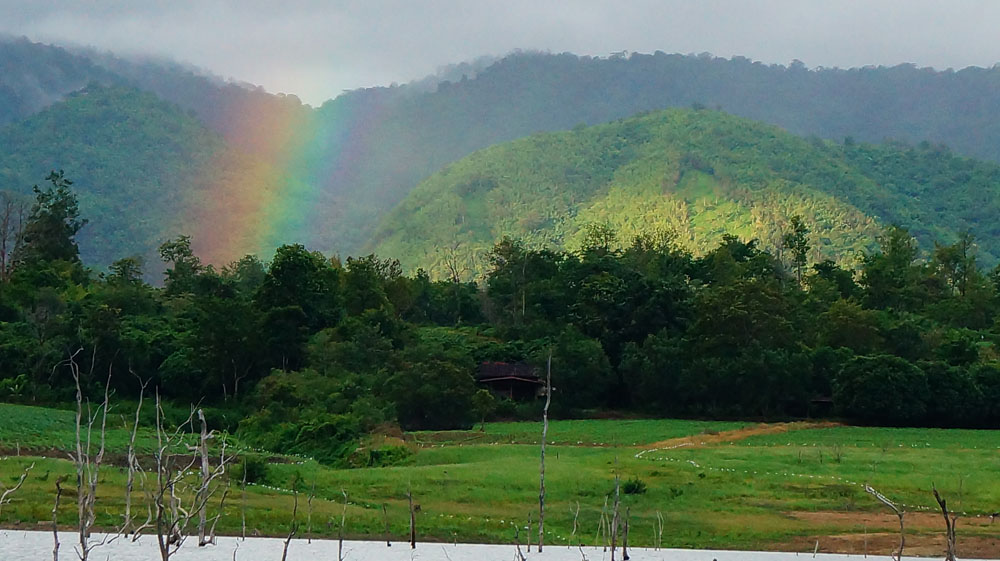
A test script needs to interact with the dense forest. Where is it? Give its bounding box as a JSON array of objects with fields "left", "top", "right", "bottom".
[
  {"left": 374, "top": 108, "right": 1000, "bottom": 277},
  {"left": 3, "top": 172, "right": 1000, "bottom": 465},
  {"left": 7, "top": 37, "right": 1000, "bottom": 267}
]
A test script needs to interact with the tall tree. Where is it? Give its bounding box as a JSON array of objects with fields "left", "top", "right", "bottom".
[
  {"left": 16, "top": 170, "right": 87, "bottom": 265},
  {"left": 781, "top": 215, "right": 810, "bottom": 285}
]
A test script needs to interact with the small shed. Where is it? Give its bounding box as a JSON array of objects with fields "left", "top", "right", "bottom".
[{"left": 476, "top": 362, "right": 544, "bottom": 400}]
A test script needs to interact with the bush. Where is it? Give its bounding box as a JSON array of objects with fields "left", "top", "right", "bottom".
[
  {"left": 622, "top": 476, "right": 647, "bottom": 495},
  {"left": 348, "top": 444, "right": 413, "bottom": 468},
  {"left": 833, "top": 355, "right": 929, "bottom": 425},
  {"left": 231, "top": 455, "right": 268, "bottom": 484}
]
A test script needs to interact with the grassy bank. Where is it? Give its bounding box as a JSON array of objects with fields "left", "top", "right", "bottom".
[{"left": 0, "top": 404, "right": 997, "bottom": 556}]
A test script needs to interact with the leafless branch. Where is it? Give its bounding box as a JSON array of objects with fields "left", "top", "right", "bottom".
[
  {"left": 932, "top": 486, "right": 959, "bottom": 561},
  {"left": 0, "top": 461, "right": 34, "bottom": 517},
  {"left": 864, "top": 484, "right": 904, "bottom": 561}
]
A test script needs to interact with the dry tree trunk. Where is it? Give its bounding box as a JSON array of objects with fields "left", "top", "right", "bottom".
[
  {"left": 407, "top": 485, "right": 416, "bottom": 549},
  {"left": 622, "top": 506, "right": 630, "bottom": 561},
  {"left": 207, "top": 483, "right": 229, "bottom": 545},
  {"left": 932, "top": 486, "right": 959, "bottom": 561},
  {"left": 513, "top": 526, "right": 527, "bottom": 561},
  {"left": 381, "top": 503, "right": 391, "bottom": 547},
  {"left": 595, "top": 495, "right": 609, "bottom": 550},
  {"left": 306, "top": 481, "right": 315, "bottom": 544},
  {"left": 864, "top": 484, "right": 904, "bottom": 561},
  {"left": 610, "top": 473, "right": 621, "bottom": 561},
  {"left": 527, "top": 512, "right": 532, "bottom": 552},
  {"left": 68, "top": 350, "right": 112, "bottom": 561},
  {"left": 655, "top": 510, "right": 664, "bottom": 550},
  {"left": 240, "top": 468, "right": 247, "bottom": 541},
  {"left": 571, "top": 500, "right": 580, "bottom": 544},
  {"left": 122, "top": 371, "right": 148, "bottom": 537},
  {"left": 152, "top": 396, "right": 230, "bottom": 561},
  {"left": 338, "top": 490, "right": 348, "bottom": 561},
  {"left": 538, "top": 349, "right": 552, "bottom": 552},
  {"left": 281, "top": 490, "right": 299, "bottom": 561},
  {"left": 51, "top": 475, "right": 66, "bottom": 561},
  {"left": 196, "top": 409, "right": 215, "bottom": 546}
]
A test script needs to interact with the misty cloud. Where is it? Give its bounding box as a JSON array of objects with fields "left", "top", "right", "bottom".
[{"left": 1, "top": 0, "right": 999, "bottom": 105}]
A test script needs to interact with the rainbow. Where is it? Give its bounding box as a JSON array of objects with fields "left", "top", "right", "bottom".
[{"left": 187, "top": 92, "right": 389, "bottom": 266}]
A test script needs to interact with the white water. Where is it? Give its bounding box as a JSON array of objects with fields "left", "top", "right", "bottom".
[{"left": 1, "top": 531, "right": 992, "bottom": 561}]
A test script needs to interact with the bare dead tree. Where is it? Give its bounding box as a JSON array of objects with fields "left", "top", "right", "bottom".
[
  {"left": 407, "top": 485, "right": 416, "bottom": 549},
  {"left": 122, "top": 371, "right": 149, "bottom": 537},
  {"left": 610, "top": 473, "right": 621, "bottom": 561},
  {"left": 381, "top": 503, "right": 391, "bottom": 547},
  {"left": 150, "top": 394, "right": 230, "bottom": 561},
  {"left": 206, "top": 482, "right": 229, "bottom": 546},
  {"left": 570, "top": 500, "right": 580, "bottom": 544},
  {"left": 655, "top": 510, "right": 664, "bottom": 550},
  {"left": 622, "top": 506, "right": 630, "bottom": 561},
  {"left": 240, "top": 468, "right": 247, "bottom": 541},
  {"left": 512, "top": 525, "right": 527, "bottom": 561},
  {"left": 52, "top": 475, "right": 66, "bottom": 561},
  {"left": 195, "top": 408, "right": 217, "bottom": 546},
  {"left": 864, "top": 484, "right": 904, "bottom": 561},
  {"left": 526, "top": 512, "right": 532, "bottom": 552},
  {"left": 338, "top": 489, "right": 348, "bottom": 561},
  {"left": 538, "top": 349, "right": 552, "bottom": 552},
  {"left": 595, "top": 495, "right": 609, "bottom": 550},
  {"left": 306, "top": 480, "right": 315, "bottom": 544},
  {"left": 932, "top": 486, "right": 959, "bottom": 561},
  {"left": 0, "top": 460, "right": 33, "bottom": 517},
  {"left": 280, "top": 490, "right": 299, "bottom": 561},
  {"left": 67, "top": 349, "right": 113, "bottom": 561}
]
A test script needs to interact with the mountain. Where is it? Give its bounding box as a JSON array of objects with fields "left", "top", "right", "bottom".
[
  {"left": 0, "top": 37, "right": 118, "bottom": 125},
  {"left": 0, "top": 84, "right": 293, "bottom": 270},
  {"left": 6, "top": 39, "right": 1000, "bottom": 268},
  {"left": 370, "top": 108, "right": 1000, "bottom": 278},
  {"left": 305, "top": 52, "right": 1000, "bottom": 255}
]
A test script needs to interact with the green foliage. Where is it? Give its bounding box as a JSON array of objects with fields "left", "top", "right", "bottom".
[
  {"left": 16, "top": 170, "right": 86, "bottom": 265},
  {"left": 833, "top": 355, "right": 931, "bottom": 425},
  {"left": 231, "top": 455, "right": 269, "bottom": 485},
  {"left": 622, "top": 476, "right": 648, "bottom": 495}
]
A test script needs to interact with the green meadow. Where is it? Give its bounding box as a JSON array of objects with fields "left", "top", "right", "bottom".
[{"left": 1, "top": 404, "right": 997, "bottom": 555}]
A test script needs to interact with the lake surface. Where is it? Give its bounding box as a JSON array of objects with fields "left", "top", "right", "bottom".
[{"left": 0, "top": 530, "right": 990, "bottom": 560}]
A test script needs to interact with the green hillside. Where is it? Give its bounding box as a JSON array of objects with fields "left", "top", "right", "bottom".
[
  {"left": 371, "top": 109, "right": 1000, "bottom": 277},
  {"left": 0, "top": 84, "right": 284, "bottom": 269}
]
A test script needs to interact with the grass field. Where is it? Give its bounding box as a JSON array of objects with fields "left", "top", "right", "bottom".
[{"left": 1, "top": 403, "right": 998, "bottom": 557}]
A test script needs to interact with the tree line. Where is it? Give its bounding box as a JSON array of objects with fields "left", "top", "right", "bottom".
[{"left": 3, "top": 173, "right": 1000, "bottom": 464}]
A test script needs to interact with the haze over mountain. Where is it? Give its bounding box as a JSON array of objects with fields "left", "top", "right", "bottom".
[{"left": 4, "top": 36, "right": 1000, "bottom": 272}]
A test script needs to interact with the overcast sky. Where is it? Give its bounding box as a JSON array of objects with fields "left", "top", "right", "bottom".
[{"left": 2, "top": 0, "right": 999, "bottom": 106}]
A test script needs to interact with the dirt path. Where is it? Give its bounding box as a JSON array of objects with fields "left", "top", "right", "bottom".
[{"left": 639, "top": 421, "right": 839, "bottom": 455}]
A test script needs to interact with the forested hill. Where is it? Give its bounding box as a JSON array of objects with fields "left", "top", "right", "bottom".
[
  {"left": 7, "top": 38, "right": 1000, "bottom": 264},
  {"left": 309, "top": 52, "right": 1000, "bottom": 254},
  {"left": 0, "top": 84, "right": 289, "bottom": 269},
  {"left": 371, "top": 109, "right": 1000, "bottom": 278}
]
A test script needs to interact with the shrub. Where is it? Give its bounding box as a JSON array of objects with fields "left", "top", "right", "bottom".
[
  {"left": 231, "top": 455, "right": 268, "bottom": 485},
  {"left": 622, "top": 476, "right": 647, "bottom": 495}
]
